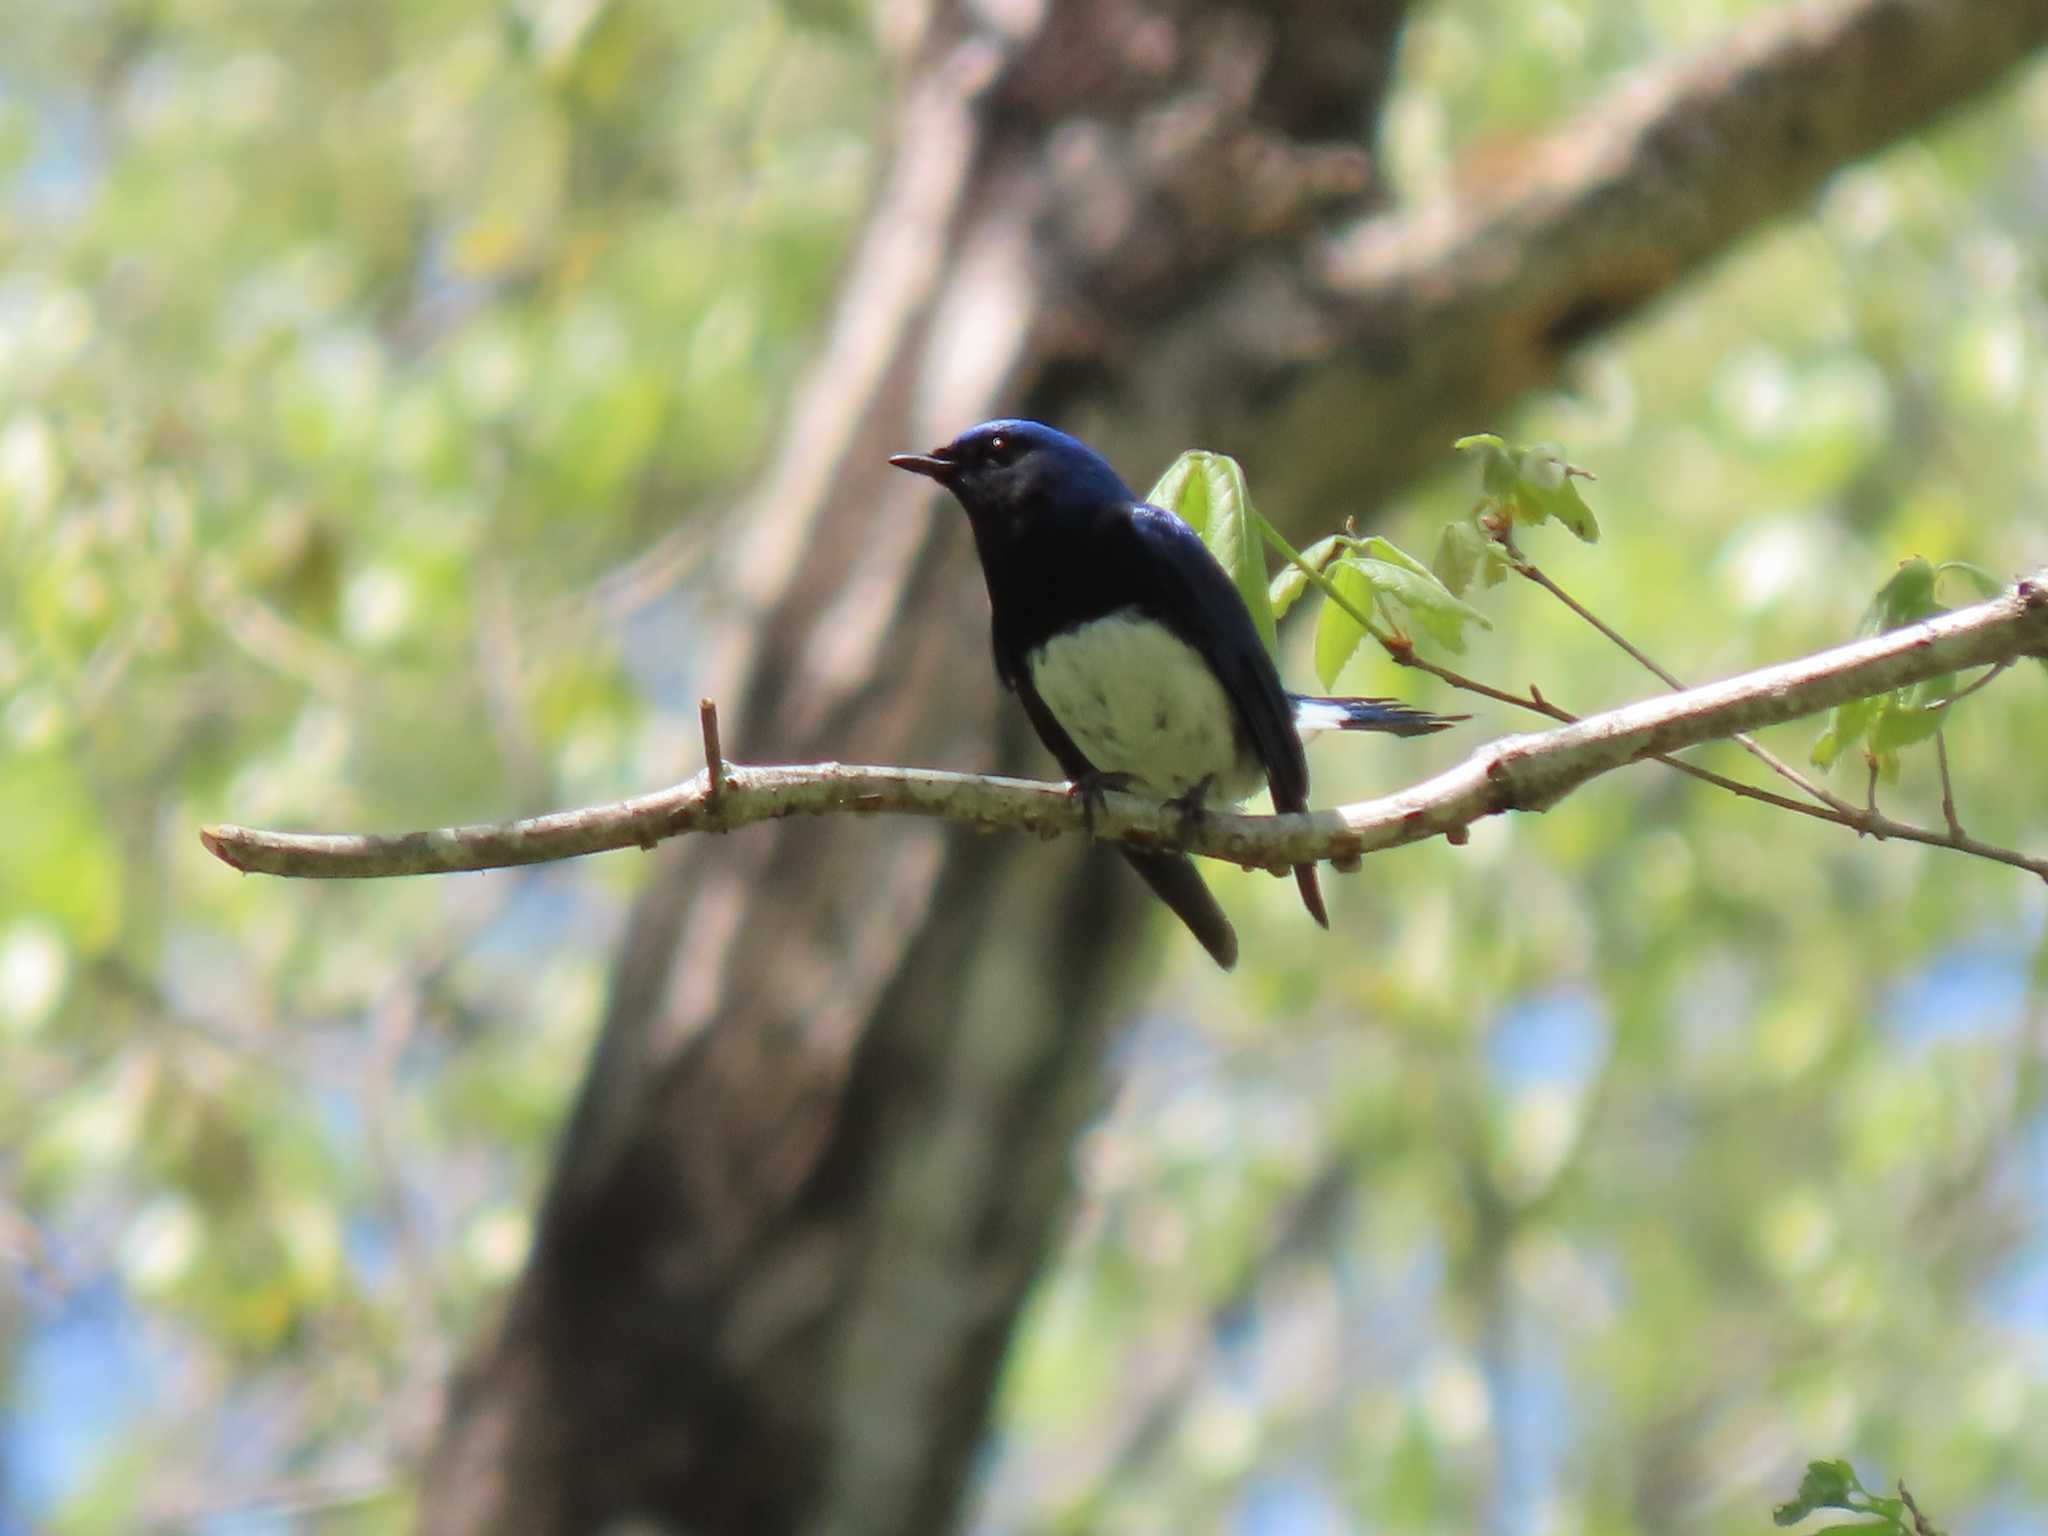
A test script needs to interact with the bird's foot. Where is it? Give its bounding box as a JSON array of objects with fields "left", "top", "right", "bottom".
[
  {"left": 1165, "top": 775, "right": 1217, "bottom": 849},
  {"left": 1070, "top": 771, "right": 1140, "bottom": 838}
]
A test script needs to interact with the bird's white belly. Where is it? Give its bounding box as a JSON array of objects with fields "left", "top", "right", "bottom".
[{"left": 1026, "top": 610, "right": 1264, "bottom": 801}]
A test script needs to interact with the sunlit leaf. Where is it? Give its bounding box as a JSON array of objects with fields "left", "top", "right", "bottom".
[
  {"left": 1773, "top": 1460, "right": 1862, "bottom": 1525},
  {"left": 1268, "top": 533, "right": 1346, "bottom": 621},
  {"left": 1312, "top": 560, "right": 1378, "bottom": 690},
  {"left": 1454, "top": 433, "right": 1600, "bottom": 542},
  {"left": 1432, "top": 519, "right": 1508, "bottom": 596},
  {"left": 1935, "top": 559, "right": 2001, "bottom": 600},
  {"left": 1865, "top": 557, "right": 1942, "bottom": 633},
  {"left": 1147, "top": 450, "right": 1278, "bottom": 660},
  {"left": 1816, "top": 560, "right": 1981, "bottom": 773},
  {"left": 1350, "top": 537, "right": 1491, "bottom": 653}
]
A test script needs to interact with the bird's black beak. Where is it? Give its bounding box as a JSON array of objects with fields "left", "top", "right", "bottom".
[{"left": 888, "top": 448, "right": 956, "bottom": 484}]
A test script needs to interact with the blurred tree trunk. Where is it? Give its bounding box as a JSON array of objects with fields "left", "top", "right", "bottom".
[{"left": 419, "top": 1, "right": 2047, "bottom": 1531}]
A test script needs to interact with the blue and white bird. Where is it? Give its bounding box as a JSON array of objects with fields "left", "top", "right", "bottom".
[{"left": 890, "top": 419, "right": 1458, "bottom": 969}]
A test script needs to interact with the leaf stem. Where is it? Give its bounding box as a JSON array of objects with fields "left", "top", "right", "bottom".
[{"left": 1254, "top": 514, "right": 1394, "bottom": 646}]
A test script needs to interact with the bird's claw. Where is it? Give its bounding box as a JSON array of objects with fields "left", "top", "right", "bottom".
[
  {"left": 1165, "top": 776, "right": 1216, "bottom": 849},
  {"left": 1071, "top": 771, "right": 1140, "bottom": 838}
]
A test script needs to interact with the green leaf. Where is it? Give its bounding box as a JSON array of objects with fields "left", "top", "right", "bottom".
[
  {"left": 1868, "top": 701, "right": 1948, "bottom": 753},
  {"left": 1348, "top": 537, "right": 1491, "bottom": 653},
  {"left": 1313, "top": 561, "right": 1378, "bottom": 690},
  {"left": 1865, "top": 557, "right": 1942, "bottom": 633},
  {"left": 1268, "top": 534, "right": 1347, "bottom": 621},
  {"left": 1774, "top": 1460, "right": 1862, "bottom": 1525},
  {"left": 1812, "top": 694, "right": 1878, "bottom": 768},
  {"left": 1456, "top": 433, "right": 1518, "bottom": 497},
  {"left": 1455, "top": 434, "right": 1601, "bottom": 543},
  {"left": 1147, "top": 450, "right": 1278, "bottom": 661},
  {"left": 1935, "top": 559, "right": 2001, "bottom": 600},
  {"left": 1432, "top": 519, "right": 1507, "bottom": 596},
  {"left": 1145, "top": 453, "right": 1203, "bottom": 533},
  {"left": 1817, "top": 559, "right": 1973, "bottom": 773}
]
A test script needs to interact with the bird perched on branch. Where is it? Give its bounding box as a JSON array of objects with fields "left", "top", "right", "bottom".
[{"left": 890, "top": 419, "right": 1457, "bottom": 970}]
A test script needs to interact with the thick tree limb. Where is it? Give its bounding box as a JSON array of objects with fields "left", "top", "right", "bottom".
[
  {"left": 204, "top": 571, "right": 2048, "bottom": 881},
  {"left": 1091, "top": 0, "right": 2048, "bottom": 517}
]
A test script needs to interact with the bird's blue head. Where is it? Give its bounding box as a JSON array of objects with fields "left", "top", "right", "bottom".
[{"left": 889, "top": 419, "right": 1134, "bottom": 534}]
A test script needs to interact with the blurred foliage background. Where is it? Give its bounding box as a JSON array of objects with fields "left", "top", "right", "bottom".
[{"left": 2, "top": 0, "right": 2045, "bottom": 1531}]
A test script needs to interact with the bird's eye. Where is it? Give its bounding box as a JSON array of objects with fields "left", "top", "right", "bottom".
[{"left": 986, "top": 433, "right": 1009, "bottom": 460}]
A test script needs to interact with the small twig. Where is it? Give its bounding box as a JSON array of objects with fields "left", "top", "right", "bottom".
[
  {"left": 1401, "top": 658, "right": 1878, "bottom": 827},
  {"left": 701, "top": 698, "right": 726, "bottom": 799},
  {"left": 1928, "top": 657, "right": 2011, "bottom": 709},
  {"left": 1898, "top": 1480, "right": 1942, "bottom": 1536},
  {"left": 1865, "top": 756, "right": 1881, "bottom": 821},
  {"left": 1397, "top": 632, "right": 2048, "bottom": 876},
  {"left": 1507, "top": 543, "right": 1681, "bottom": 688},
  {"left": 1935, "top": 730, "right": 1965, "bottom": 839},
  {"left": 1505, "top": 542, "right": 1864, "bottom": 818}
]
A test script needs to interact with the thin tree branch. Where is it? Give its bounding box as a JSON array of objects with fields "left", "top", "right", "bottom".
[
  {"left": 1505, "top": 543, "right": 1861, "bottom": 816},
  {"left": 203, "top": 572, "right": 2048, "bottom": 883},
  {"left": 1935, "top": 729, "right": 1964, "bottom": 840},
  {"left": 1392, "top": 635, "right": 2042, "bottom": 864},
  {"left": 700, "top": 697, "right": 727, "bottom": 799},
  {"left": 1393, "top": 647, "right": 1845, "bottom": 817},
  {"left": 1931, "top": 658, "right": 2012, "bottom": 709}
]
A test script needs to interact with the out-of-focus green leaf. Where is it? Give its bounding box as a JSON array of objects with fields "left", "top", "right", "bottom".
[
  {"left": 1432, "top": 518, "right": 1509, "bottom": 596},
  {"left": 1811, "top": 693, "right": 1878, "bottom": 768},
  {"left": 0, "top": 752, "right": 122, "bottom": 952},
  {"left": 1146, "top": 450, "right": 1278, "bottom": 661},
  {"left": 1350, "top": 536, "right": 1491, "bottom": 653},
  {"left": 1773, "top": 1460, "right": 1863, "bottom": 1525},
  {"left": 1935, "top": 559, "right": 2001, "bottom": 600},
  {"left": 1815, "top": 559, "right": 1993, "bottom": 772},
  {"left": 1268, "top": 533, "right": 1346, "bottom": 621},
  {"left": 1455, "top": 433, "right": 1601, "bottom": 542},
  {"left": 1312, "top": 561, "right": 1379, "bottom": 690},
  {"left": 1864, "top": 556, "right": 1942, "bottom": 632}
]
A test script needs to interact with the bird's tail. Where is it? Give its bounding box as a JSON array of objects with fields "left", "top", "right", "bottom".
[
  {"left": 1289, "top": 694, "right": 1465, "bottom": 741},
  {"left": 1121, "top": 849, "right": 1238, "bottom": 970}
]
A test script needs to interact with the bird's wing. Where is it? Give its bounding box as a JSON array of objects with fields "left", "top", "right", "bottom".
[
  {"left": 1123, "top": 507, "right": 1309, "bottom": 814},
  {"left": 1008, "top": 663, "right": 1097, "bottom": 784}
]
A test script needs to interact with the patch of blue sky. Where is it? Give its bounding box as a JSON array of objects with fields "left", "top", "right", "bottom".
[
  {"left": 1882, "top": 938, "right": 2030, "bottom": 1054},
  {"left": 619, "top": 587, "right": 706, "bottom": 714},
  {"left": 1486, "top": 987, "right": 1609, "bottom": 1094},
  {"left": 1236, "top": 1467, "right": 1349, "bottom": 1536},
  {"left": 1488, "top": 1325, "right": 1572, "bottom": 1536},
  {"left": 1, "top": 84, "right": 103, "bottom": 225},
  {"left": 3, "top": 1278, "right": 161, "bottom": 1522}
]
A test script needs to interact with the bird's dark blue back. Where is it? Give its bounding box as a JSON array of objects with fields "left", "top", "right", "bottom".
[{"left": 977, "top": 500, "right": 1311, "bottom": 816}]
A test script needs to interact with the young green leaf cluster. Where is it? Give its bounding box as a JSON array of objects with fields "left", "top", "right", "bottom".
[
  {"left": 1772, "top": 1458, "right": 1941, "bottom": 1536},
  {"left": 1811, "top": 557, "right": 2014, "bottom": 780},
  {"left": 1144, "top": 456, "right": 1491, "bottom": 689}
]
